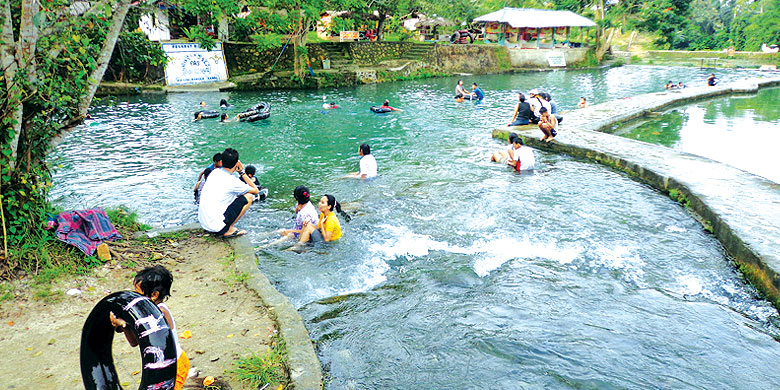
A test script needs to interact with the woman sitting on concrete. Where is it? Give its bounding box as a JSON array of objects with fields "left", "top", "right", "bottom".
[{"left": 507, "top": 93, "right": 532, "bottom": 126}]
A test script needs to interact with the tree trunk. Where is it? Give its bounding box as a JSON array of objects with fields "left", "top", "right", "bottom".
[
  {"left": 78, "top": 0, "right": 132, "bottom": 118},
  {"left": 596, "top": 28, "right": 615, "bottom": 61},
  {"left": 292, "top": 29, "right": 308, "bottom": 80},
  {"left": 376, "top": 13, "right": 386, "bottom": 41}
]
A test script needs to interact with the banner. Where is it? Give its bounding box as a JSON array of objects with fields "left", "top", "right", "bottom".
[{"left": 162, "top": 42, "right": 229, "bottom": 86}]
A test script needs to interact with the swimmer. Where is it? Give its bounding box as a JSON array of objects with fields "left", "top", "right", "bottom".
[
  {"left": 470, "top": 83, "right": 484, "bottom": 101},
  {"left": 220, "top": 113, "right": 231, "bottom": 122},
  {"left": 220, "top": 98, "right": 233, "bottom": 109},
  {"left": 199, "top": 101, "right": 207, "bottom": 107},
  {"left": 323, "top": 102, "right": 340, "bottom": 109},
  {"left": 380, "top": 99, "right": 402, "bottom": 111},
  {"left": 665, "top": 80, "right": 675, "bottom": 89},
  {"left": 577, "top": 97, "right": 588, "bottom": 108},
  {"left": 348, "top": 143, "right": 377, "bottom": 180},
  {"left": 678, "top": 81, "right": 686, "bottom": 88}
]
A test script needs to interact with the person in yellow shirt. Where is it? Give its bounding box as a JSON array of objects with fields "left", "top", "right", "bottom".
[{"left": 299, "top": 194, "right": 350, "bottom": 244}]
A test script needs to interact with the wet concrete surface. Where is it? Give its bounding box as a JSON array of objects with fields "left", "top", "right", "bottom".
[{"left": 494, "top": 76, "right": 780, "bottom": 303}]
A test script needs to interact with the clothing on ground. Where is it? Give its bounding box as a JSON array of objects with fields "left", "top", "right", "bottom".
[
  {"left": 198, "top": 168, "right": 252, "bottom": 232},
  {"left": 53, "top": 208, "right": 122, "bottom": 256}
]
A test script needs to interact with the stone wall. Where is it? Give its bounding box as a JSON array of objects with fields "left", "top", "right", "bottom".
[
  {"left": 224, "top": 42, "right": 295, "bottom": 76},
  {"left": 433, "top": 44, "right": 511, "bottom": 73},
  {"left": 508, "top": 47, "right": 590, "bottom": 68}
]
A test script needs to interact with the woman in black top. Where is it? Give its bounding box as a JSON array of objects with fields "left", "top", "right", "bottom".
[{"left": 508, "top": 93, "right": 532, "bottom": 126}]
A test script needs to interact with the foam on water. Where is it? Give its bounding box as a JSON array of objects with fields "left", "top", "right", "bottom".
[
  {"left": 590, "top": 244, "right": 647, "bottom": 287},
  {"left": 471, "top": 237, "right": 582, "bottom": 277}
]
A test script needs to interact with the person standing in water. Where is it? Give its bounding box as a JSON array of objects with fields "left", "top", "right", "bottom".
[{"left": 349, "top": 143, "right": 377, "bottom": 180}]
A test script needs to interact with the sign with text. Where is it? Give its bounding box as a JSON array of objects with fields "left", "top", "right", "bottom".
[
  {"left": 546, "top": 51, "right": 566, "bottom": 67},
  {"left": 162, "top": 42, "right": 228, "bottom": 86},
  {"left": 339, "top": 30, "right": 359, "bottom": 42}
]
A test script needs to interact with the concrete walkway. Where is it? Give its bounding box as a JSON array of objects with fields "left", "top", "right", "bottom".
[{"left": 493, "top": 77, "right": 780, "bottom": 306}]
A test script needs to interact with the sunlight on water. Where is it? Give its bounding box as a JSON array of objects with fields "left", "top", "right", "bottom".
[{"left": 49, "top": 66, "right": 780, "bottom": 389}]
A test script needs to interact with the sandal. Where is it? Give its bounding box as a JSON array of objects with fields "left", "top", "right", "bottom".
[{"left": 223, "top": 229, "right": 247, "bottom": 238}]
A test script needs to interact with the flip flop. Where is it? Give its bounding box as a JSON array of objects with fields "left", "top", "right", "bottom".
[{"left": 223, "top": 229, "right": 247, "bottom": 238}]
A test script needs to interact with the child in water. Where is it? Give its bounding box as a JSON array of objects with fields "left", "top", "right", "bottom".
[{"left": 109, "top": 265, "right": 189, "bottom": 390}]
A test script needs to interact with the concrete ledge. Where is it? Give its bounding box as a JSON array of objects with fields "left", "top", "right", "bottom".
[
  {"left": 494, "top": 77, "right": 780, "bottom": 308},
  {"left": 228, "top": 236, "right": 323, "bottom": 390},
  {"left": 140, "top": 225, "right": 323, "bottom": 389}
]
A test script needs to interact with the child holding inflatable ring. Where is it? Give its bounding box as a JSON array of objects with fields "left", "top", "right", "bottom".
[{"left": 110, "top": 265, "right": 190, "bottom": 390}]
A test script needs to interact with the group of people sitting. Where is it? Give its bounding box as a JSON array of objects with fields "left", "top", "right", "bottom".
[
  {"left": 506, "top": 89, "right": 561, "bottom": 142},
  {"left": 455, "top": 80, "right": 484, "bottom": 101},
  {"left": 196, "top": 144, "right": 377, "bottom": 250}
]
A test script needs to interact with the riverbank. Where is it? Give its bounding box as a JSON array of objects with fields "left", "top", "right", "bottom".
[
  {"left": 493, "top": 76, "right": 780, "bottom": 310},
  {"left": 0, "top": 228, "right": 320, "bottom": 389}
]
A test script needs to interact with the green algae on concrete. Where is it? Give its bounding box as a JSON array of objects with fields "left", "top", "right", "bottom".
[{"left": 493, "top": 76, "right": 780, "bottom": 311}]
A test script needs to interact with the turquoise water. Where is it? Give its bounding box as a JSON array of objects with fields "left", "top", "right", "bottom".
[
  {"left": 613, "top": 87, "right": 780, "bottom": 183},
  {"left": 51, "top": 66, "right": 780, "bottom": 389}
]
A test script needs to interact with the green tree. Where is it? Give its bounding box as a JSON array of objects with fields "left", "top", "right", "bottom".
[{"left": 1, "top": 0, "right": 131, "bottom": 260}]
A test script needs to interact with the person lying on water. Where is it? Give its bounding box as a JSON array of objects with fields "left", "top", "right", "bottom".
[{"left": 380, "top": 99, "right": 402, "bottom": 111}]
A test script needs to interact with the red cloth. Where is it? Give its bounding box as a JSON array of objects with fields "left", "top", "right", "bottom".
[{"left": 54, "top": 208, "right": 122, "bottom": 255}]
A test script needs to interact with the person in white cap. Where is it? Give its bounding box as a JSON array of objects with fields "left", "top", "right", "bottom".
[{"left": 528, "top": 89, "right": 551, "bottom": 124}]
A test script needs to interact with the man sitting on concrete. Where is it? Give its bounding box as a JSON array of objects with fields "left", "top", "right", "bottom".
[{"left": 198, "top": 147, "right": 260, "bottom": 237}]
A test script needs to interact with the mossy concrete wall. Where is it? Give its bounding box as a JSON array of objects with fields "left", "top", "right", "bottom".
[
  {"left": 508, "top": 47, "right": 590, "bottom": 68},
  {"left": 225, "top": 42, "right": 512, "bottom": 90},
  {"left": 492, "top": 77, "right": 780, "bottom": 310}
]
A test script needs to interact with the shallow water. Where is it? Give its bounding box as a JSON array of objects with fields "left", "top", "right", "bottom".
[
  {"left": 612, "top": 87, "right": 780, "bottom": 183},
  {"left": 50, "top": 66, "right": 780, "bottom": 389}
]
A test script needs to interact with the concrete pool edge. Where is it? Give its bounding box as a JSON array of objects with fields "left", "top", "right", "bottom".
[
  {"left": 139, "top": 223, "right": 324, "bottom": 389},
  {"left": 493, "top": 76, "right": 780, "bottom": 310}
]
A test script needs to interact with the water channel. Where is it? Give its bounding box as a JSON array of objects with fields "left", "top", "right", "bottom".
[
  {"left": 612, "top": 86, "right": 780, "bottom": 184},
  {"left": 51, "top": 66, "right": 780, "bottom": 389}
]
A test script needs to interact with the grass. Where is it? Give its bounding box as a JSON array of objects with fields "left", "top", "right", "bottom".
[
  {"left": 1, "top": 206, "right": 156, "bottom": 302},
  {"left": 218, "top": 251, "right": 251, "bottom": 287},
  {"left": 230, "top": 333, "right": 290, "bottom": 388}
]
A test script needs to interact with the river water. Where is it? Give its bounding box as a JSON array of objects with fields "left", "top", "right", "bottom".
[
  {"left": 612, "top": 86, "right": 780, "bottom": 184},
  {"left": 51, "top": 66, "right": 780, "bottom": 389}
]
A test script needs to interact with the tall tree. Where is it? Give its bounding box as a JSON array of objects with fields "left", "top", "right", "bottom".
[{"left": 1, "top": 0, "right": 132, "bottom": 255}]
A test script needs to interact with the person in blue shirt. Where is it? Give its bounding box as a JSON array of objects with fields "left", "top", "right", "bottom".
[{"left": 471, "top": 83, "right": 484, "bottom": 101}]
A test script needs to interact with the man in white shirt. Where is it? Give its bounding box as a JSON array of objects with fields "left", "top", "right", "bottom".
[
  {"left": 350, "top": 143, "right": 377, "bottom": 180},
  {"left": 197, "top": 148, "right": 260, "bottom": 237},
  {"left": 506, "top": 136, "right": 535, "bottom": 171}
]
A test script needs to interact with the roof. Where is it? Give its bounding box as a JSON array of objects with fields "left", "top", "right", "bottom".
[{"left": 473, "top": 8, "right": 597, "bottom": 28}]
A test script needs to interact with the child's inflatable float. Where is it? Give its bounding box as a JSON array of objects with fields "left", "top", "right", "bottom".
[
  {"left": 237, "top": 102, "right": 271, "bottom": 122},
  {"left": 80, "top": 291, "right": 177, "bottom": 390},
  {"left": 370, "top": 106, "right": 393, "bottom": 114}
]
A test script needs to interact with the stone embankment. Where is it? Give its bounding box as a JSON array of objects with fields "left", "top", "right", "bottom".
[{"left": 493, "top": 77, "right": 780, "bottom": 308}]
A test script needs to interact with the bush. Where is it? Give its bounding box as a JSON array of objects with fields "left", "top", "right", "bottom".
[{"left": 106, "top": 31, "right": 168, "bottom": 83}]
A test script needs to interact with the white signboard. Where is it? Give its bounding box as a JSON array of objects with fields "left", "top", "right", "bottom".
[
  {"left": 546, "top": 51, "right": 566, "bottom": 67},
  {"left": 162, "top": 42, "right": 228, "bottom": 86}
]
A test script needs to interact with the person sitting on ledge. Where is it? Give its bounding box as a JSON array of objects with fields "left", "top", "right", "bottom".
[
  {"left": 197, "top": 147, "right": 260, "bottom": 238},
  {"left": 507, "top": 93, "right": 532, "bottom": 126},
  {"left": 538, "top": 107, "right": 557, "bottom": 142}
]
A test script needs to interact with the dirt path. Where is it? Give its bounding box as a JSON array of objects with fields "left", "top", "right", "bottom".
[{"left": 0, "top": 233, "right": 281, "bottom": 390}]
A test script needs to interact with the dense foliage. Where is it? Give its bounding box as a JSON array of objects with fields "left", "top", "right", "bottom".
[{"left": 1, "top": 0, "right": 129, "bottom": 271}]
